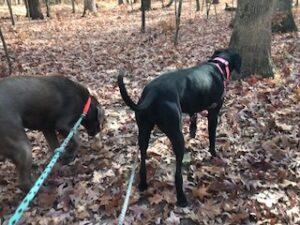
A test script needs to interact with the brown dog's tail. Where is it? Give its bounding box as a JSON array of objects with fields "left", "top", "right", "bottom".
[{"left": 117, "top": 71, "right": 155, "bottom": 112}]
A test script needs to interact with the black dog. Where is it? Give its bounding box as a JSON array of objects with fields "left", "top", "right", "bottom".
[
  {"left": 118, "top": 49, "right": 241, "bottom": 207},
  {"left": 0, "top": 75, "right": 105, "bottom": 192}
]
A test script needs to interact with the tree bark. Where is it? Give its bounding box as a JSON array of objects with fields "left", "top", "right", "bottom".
[
  {"left": 82, "top": 0, "right": 96, "bottom": 17},
  {"left": 144, "top": 0, "right": 151, "bottom": 9},
  {"left": 272, "top": 0, "right": 298, "bottom": 33},
  {"left": 45, "top": 0, "right": 50, "bottom": 17},
  {"left": 229, "top": 0, "right": 274, "bottom": 78},
  {"left": 165, "top": 0, "right": 173, "bottom": 7},
  {"left": 6, "top": 0, "right": 15, "bottom": 26},
  {"left": 174, "top": 0, "right": 183, "bottom": 45},
  {"left": 141, "top": 0, "right": 146, "bottom": 32},
  {"left": 71, "top": 0, "right": 75, "bottom": 13},
  {"left": 196, "top": 0, "right": 200, "bottom": 11},
  {"left": 0, "top": 27, "right": 12, "bottom": 75},
  {"left": 27, "top": 0, "right": 44, "bottom": 19}
]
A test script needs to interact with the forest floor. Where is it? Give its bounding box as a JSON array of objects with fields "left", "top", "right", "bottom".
[{"left": 0, "top": 1, "right": 300, "bottom": 225}]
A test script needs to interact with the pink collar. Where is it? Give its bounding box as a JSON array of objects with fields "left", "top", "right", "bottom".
[{"left": 212, "top": 57, "right": 230, "bottom": 81}]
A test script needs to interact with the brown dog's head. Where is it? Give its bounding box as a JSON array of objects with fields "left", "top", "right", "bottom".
[{"left": 82, "top": 96, "right": 105, "bottom": 136}]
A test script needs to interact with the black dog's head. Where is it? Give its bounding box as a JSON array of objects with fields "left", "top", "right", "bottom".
[
  {"left": 82, "top": 96, "right": 105, "bottom": 136},
  {"left": 211, "top": 49, "right": 242, "bottom": 74}
]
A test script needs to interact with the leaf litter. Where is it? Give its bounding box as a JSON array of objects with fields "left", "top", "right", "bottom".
[{"left": 0, "top": 1, "right": 300, "bottom": 224}]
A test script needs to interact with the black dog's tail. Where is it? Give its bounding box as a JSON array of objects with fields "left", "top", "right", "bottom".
[{"left": 117, "top": 71, "right": 155, "bottom": 112}]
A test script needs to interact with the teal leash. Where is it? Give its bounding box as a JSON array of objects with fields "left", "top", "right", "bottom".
[
  {"left": 8, "top": 97, "right": 92, "bottom": 225},
  {"left": 117, "top": 154, "right": 138, "bottom": 225}
]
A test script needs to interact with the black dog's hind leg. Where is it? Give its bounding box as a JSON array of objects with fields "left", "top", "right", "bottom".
[
  {"left": 159, "top": 103, "right": 187, "bottom": 207},
  {"left": 137, "top": 116, "right": 154, "bottom": 192},
  {"left": 189, "top": 113, "right": 197, "bottom": 138},
  {"left": 207, "top": 101, "right": 223, "bottom": 157}
]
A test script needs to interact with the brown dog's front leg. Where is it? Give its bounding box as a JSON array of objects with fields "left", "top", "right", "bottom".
[
  {"left": 61, "top": 134, "right": 79, "bottom": 165},
  {"left": 11, "top": 134, "right": 33, "bottom": 192}
]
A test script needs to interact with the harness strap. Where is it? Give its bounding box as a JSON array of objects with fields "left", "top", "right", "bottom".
[{"left": 212, "top": 57, "right": 230, "bottom": 81}]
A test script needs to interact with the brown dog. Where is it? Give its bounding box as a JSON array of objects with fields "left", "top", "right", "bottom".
[{"left": 0, "top": 75, "right": 105, "bottom": 192}]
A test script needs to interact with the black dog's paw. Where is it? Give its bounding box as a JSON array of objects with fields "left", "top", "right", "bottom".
[
  {"left": 189, "top": 130, "right": 196, "bottom": 139},
  {"left": 138, "top": 182, "right": 148, "bottom": 192},
  {"left": 209, "top": 148, "right": 218, "bottom": 159},
  {"left": 177, "top": 198, "right": 188, "bottom": 207}
]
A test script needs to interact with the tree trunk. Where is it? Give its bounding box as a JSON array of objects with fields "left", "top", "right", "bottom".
[
  {"left": 24, "top": 0, "right": 30, "bottom": 18},
  {"left": 165, "top": 0, "right": 173, "bottom": 7},
  {"left": 229, "top": 0, "right": 274, "bottom": 78},
  {"left": 45, "top": 0, "right": 50, "bottom": 17},
  {"left": 28, "top": 0, "right": 44, "bottom": 19},
  {"left": 174, "top": 0, "right": 183, "bottom": 45},
  {"left": 118, "top": 0, "right": 124, "bottom": 4},
  {"left": 272, "top": 0, "right": 298, "bottom": 33},
  {"left": 196, "top": 0, "right": 200, "bottom": 11},
  {"left": 141, "top": 0, "right": 146, "bottom": 32},
  {"left": 82, "top": 0, "right": 96, "bottom": 17},
  {"left": 71, "top": 0, "right": 75, "bottom": 13},
  {"left": 0, "top": 27, "right": 12, "bottom": 75},
  {"left": 144, "top": 0, "right": 150, "bottom": 9},
  {"left": 6, "top": 0, "right": 15, "bottom": 26}
]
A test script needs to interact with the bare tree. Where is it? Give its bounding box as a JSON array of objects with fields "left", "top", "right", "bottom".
[
  {"left": 229, "top": 0, "right": 275, "bottom": 78},
  {"left": 144, "top": 0, "right": 150, "bottom": 9},
  {"left": 141, "top": 0, "right": 146, "bottom": 32},
  {"left": 45, "top": 0, "right": 51, "bottom": 17},
  {"left": 82, "top": 0, "right": 96, "bottom": 17},
  {"left": 196, "top": 0, "right": 200, "bottom": 11},
  {"left": 6, "top": 0, "right": 15, "bottom": 25},
  {"left": 0, "top": 27, "right": 12, "bottom": 75},
  {"left": 174, "top": 0, "right": 183, "bottom": 45},
  {"left": 165, "top": 0, "right": 173, "bottom": 7},
  {"left": 272, "top": 0, "right": 298, "bottom": 33},
  {"left": 71, "top": 0, "right": 75, "bottom": 13},
  {"left": 27, "top": 0, "right": 44, "bottom": 19}
]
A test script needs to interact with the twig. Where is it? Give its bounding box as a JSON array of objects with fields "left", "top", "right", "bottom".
[{"left": 0, "top": 27, "right": 12, "bottom": 75}]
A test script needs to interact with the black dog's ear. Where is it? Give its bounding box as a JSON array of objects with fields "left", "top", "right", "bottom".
[
  {"left": 213, "top": 49, "right": 222, "bottom": 55},
  {"left": 211, "top": 49, "right": 222, "bottom": 58},
  {"left": 211, "top": 49, "right": 227, "bottom": 58}
]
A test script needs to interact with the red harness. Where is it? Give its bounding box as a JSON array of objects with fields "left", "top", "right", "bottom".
[
  {"left": 83, "top": 96, "right": 92, "bottom": 115},
  {"left": 211, "top": 57, "right": 230, "bottom": 87}
]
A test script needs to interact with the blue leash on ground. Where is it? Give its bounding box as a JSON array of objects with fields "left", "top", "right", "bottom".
[
  {"left": 8, "top": 97, "right": 92, "bottom": 225},
  {"left": 117, "top": 154, "right": 138, "bottom": 225}
]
